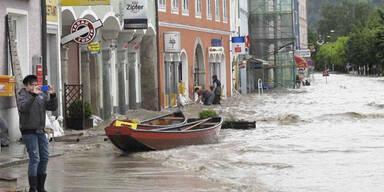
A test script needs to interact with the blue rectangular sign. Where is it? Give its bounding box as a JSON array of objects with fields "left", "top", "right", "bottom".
[
  {"left": 232, "top": 36, "right": 245, "bottom": 43},
  {"left": 211, "top": 39, "right": 222, "bottom": 47}
]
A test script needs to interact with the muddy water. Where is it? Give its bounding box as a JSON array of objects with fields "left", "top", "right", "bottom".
[{"left": 135, "top": 74, "right": 384, "bottom": 192}]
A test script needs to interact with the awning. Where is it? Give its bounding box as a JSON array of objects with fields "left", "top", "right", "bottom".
[{"left": 294, "top": 55, "right": 307, "bottom": 68}]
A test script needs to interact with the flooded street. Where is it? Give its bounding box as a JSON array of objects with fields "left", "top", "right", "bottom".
[
  {"left": 137, "top": 73, "right": 384, "bottom": 192},
  {"left": 2, "top": 73, "right": 384, "bottom": 192}
]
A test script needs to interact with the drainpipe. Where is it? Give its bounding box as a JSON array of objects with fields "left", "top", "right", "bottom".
[
  {"left": 41, "top": 0, "right": 47, "bottom": 85},
  {"left": 155, "top": 0, "right": 161, "bottom": 110}
]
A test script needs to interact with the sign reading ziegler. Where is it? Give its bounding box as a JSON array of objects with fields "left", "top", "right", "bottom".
[
  {"left": 62, "top": 0, "right": 110, "bottom": 6},
  {"left": 122, "top": 0, "right": 148, "bottom": 29}
]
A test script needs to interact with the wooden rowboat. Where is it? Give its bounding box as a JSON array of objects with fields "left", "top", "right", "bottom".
[
  {"left": 105, "top": 111, "right": 186, "bottom": 152},
  {"left": 106, "top": 115, "right": 222, "bottom": 152}
]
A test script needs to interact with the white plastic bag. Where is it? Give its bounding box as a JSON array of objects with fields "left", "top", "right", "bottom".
[
  {"left": 45, "top": 114, "right": 65, "bottom": 138},
  {"left": 91, "top": 115, "right": 103, "bottom": 127}
]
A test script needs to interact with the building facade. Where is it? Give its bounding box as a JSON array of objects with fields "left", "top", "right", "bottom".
[
  {"left": 0, "top": 0, "right": 62, "bottom": 142},
  {"left": 60, "top": 0, "right": 159, "bottom": 122},
  {"left": 249, "top": 0, "right": 297, "bottom": 89},
  {"left": 294, "top": 0, "right": 308, "bottom": 50},
  {"left": 158, "top": 0, "right": 231, "bottom": 108},
  {"left": 298, "top": 0, "right": 308, "bottom": 50}
]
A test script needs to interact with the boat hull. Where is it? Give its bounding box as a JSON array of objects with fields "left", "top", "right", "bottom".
[
  {"left": 106, "top": 116, "right": 223, "bottom": 152},
  {"left": 107, "top": 134, "right": 152, "bottom": 152},
  {"left": 131, "top": 124, "right": 221, "bottom": 150},
  {"left": 105, "top": 111, "right": 186, "bottom": 152}
]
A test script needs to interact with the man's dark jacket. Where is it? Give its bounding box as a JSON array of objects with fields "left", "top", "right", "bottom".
[{"left": 17, "top": 88, "right": 58, "bottom": 134}]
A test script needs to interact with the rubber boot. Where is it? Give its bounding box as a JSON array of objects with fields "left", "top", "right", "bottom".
[
  {"left": 28, "top": 176, "right": 38, "bottom": 192},
  {"left": 37, "top": 174, "right": 48, "bottom": 192}
]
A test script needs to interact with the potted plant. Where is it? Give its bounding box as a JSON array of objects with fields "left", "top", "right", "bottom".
[{"left": 66, "top": 100, "right": 93, "bottom": 130}]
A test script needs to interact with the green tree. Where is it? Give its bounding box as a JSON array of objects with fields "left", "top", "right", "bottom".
[
  {"left": 315, "top": 37, "right": 348, "bottom": 72},
  {"left": 375, "top": 9, "right": 384, "bottom": 73},
  {"left": 314, "top": 37, "right": 348, "bottom": 71},
  {"left": 308, "top": 28, "right": 319, "bottom": 48},
  {"left": 318, "top": 0, "right": 372, "bottom": 42},
  {"left": 345, "top": 10, "right": 382, "bottom": 73}
]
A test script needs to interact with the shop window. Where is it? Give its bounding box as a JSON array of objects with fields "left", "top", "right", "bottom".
[{"left": 178, "top": 62, "right": 183, "bottom": 81}]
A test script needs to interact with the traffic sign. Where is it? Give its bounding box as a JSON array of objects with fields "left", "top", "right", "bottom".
[
  {"left": 232, "top": 37, "right": 246, "bottom": 54},
  {"left": 61, "top": 18, "right": 103, "bottom": 45}
]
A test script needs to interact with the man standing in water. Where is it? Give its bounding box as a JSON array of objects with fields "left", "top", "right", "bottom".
[
  {"left": 17, "top": 75, "right": 57, "bottom": 192},
  {"left": 212, "top": 75, "right": 221, "bottom": 104}
]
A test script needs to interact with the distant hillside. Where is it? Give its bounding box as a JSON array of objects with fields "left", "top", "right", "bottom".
[{"left": 308, "top": 0, "right": 384, "bottom": 29}]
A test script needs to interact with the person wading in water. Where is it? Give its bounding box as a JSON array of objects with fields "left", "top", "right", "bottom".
[{"left": 212, "top": 75, "right": 221, "bottom": 104}]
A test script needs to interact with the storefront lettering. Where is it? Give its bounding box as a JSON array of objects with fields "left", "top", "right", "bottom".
[
  {"left": 126, "top": 2, "right": 144, "bottom": 12},
  {"left": 47, "top": 5, "right": 57, "bottom": 17}
]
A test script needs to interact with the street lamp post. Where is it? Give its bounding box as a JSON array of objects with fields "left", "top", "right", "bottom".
[{"left": 330, "top": 30, "right": 335, "bottom": 71}]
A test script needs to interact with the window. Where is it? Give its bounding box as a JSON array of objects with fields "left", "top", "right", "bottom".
[
  {"left": 195, "top": 0, "right": 202, "bottom": 18},
  {"left": 215, "top": 0, "right": 220, "bottom": 22},
  {"left": 207, "top": 0, "right": 212, "bottom": 19},
  {"left": 158, "top": 0, "right": 166, "bottom": 12},
  {"left": 6, "top": 10, "right": 29, "bottom": 76},
  {"left": 172, "top": 0, "right": 179, "bottom": 14},
  {"left": 182, "top": 0, "right": 189, "bottom": 15},
  {"left": 223, "top": 0, "right": 228, "bottom": 23}
]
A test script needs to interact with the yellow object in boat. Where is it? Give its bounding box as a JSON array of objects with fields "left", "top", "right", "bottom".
[{"left": 115, "top": 119, "right": 140, "bottom": 129}]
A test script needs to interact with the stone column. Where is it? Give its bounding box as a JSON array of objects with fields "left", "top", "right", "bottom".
[
  {"left": 89, "top": 54, "right": 100, "bottom": 116},
  {"left": 128, "top": 52, "right": 137, "bottom": 109},
  {"left": 102, "top": 30, "right": 119, "bottom": 118},
  {"left": 60, "top": 46, "right": 69, "bottom": 85},
  {"left": 117, "top": 49, "right": 127, "bottom": 114},
  {"left": 175, "top": 62, "right": 180, "bottom": 95},
  {"left": 102, "top": 49, "right": 112, "bottom": 119},
  {"left": 81, "top": 50, "right": 91, "bottom": 102},
  {"left": 140, "top": 33, "right": 159, "bottom": 110},
  {"left": 60, "top": 45, "right": 69, "bottom": 121},
  {"left": 117, "top": 31, "right": 135, "bottom": 111}
]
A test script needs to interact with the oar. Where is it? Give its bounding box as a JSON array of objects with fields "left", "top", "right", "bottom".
[{"left": 182, "top": 117, "right": 212, "bottom": 131}]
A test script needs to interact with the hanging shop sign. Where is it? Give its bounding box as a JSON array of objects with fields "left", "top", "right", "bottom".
[
  {"left": 295, "top": 49, "right": 311, "bottom": 58},
  {"left": 164, "top": 32, "right": 181, "bottom": 53},
  {"left": 238, "top": 61, "right": 246, "bottom": 69},
  {"left": 88, "top": 42, "right": 101, "bottom": 54},
  {"left": 122, "top": 0, "right": 148, "bottom": 29},
  {"left": 232, "top": 36, "right": 246, "bottom": 54},
  {"left": 61, "top": 18, "right": 103, "bottom": 45},
  {"left": 46, "top": 0, "right": 58, "bottom": 22},
  {"left": 208, "top": 47, "right": 224, "bottom": 55},
  {"left": 62, "top": 0, "right": 110, "bottom": 6},
  {"left": 211, "top": 38, "right": 222, "bottom": 47}
]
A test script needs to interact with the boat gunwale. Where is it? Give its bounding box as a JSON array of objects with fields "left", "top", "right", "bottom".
[
  {"left": 140, "top": 110, "right": 185, "bottom": 124},
  {"left": 107, "top": 110, "right": 187, "bottom": 129},
  {"left": 132, "top": 117, "right": 223, "bottom": 133}
]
